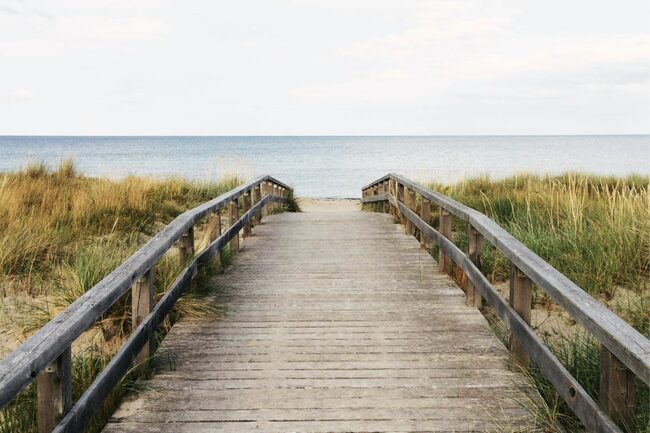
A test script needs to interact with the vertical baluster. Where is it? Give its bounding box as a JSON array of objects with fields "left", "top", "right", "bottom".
[
  {"left": 397, "top": 183, "right": 405, "bottom": 225},
  {"left": 382, "top": 180, "right": 389, "bottom": 213},
  {"left": 438, "top": 209, "right": 452, "bottom": 273},
  {"left": 37, "top": 348, "right": 72, "bottom": 433},
  {"left": 600, "top": 345, "right": 636, "bottom": 430},
  {"left": 420, "top": 197, "right": 430, "bottom": 248},
  {"left": 509, "top": 264, "right": 532, "bottom": 366},
  {"left": 178, "top": 226, "right": 195, "bottom": 265},
  {"left": 466, "top": 226, "right": 483, "bottom": 308},
  {"left": 206, "top": 210, "right": 221, "bottom": 270},
  {"left": 132, "top": 267, "right": 154, "bottom": 373},
  {"left": 405, "top": 188, "right": 416, "bottom": 236},
  {"left": 243, "top": 192, "right": 251, "bottom": 238},
  {"left": 252, "top": 185, "right": 261, "bottom": 225},
  {"left": 229, "top": 199, "right": 239, "bottom": 254}
]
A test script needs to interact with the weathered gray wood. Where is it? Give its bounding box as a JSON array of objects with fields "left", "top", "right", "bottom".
[
  {"left": 104, "top": 204, "right": 535, "bottom": 433},
  {"left": 242, "top": 193, "right": 251, "bottom": 238},
  {"left": 229, "top": 199, "right": 239, "bottom": 254},
  {"left": 365, "top": 174, "right": 649, "bottom": 387},
  {"left": 0, "top": 176, "right": 288, "bottom": 410},
  {"left": 405, "top": 187, "right": 416, "bottom": 235},
  {"left": 206, "top": 211, "right": 221, "bottom": 270},
  {"left": 37, "top": 347, "right": 71, "bottom": 433},
  {"left": 131, "top": 268, "right": 154, "bottom": 372},
  {"left": 509, "top": 264, "right": 532, "bottom": 367},
  {"left": 466, "top": 226, "right": 483, "bottom": 308},
  {"left": 420, "top": 197, "right": 430, "bottom": 248},
  {"left": 438, "top": 208, "right": 452, "bottom": 273},
  {"left": 252, "top": 186, "right": 261, "bottom": 225},
  {"left": 600, "top": 345, "right": 636, "bottom": 429},
  {"left": 393, "top": 198, "right": 624, "bottom": 433}
]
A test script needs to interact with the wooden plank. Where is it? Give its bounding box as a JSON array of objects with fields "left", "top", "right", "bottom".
[
  {"left": 365, "top": 174, "right": 650, "bottom": 385},
  {"left": 104, "top": 203, "right": 536, "bottom": 433},
  {"left": 37, "top": 348, "right": 71, "bottom": 433},
  {"left": 394, "top": 199, "right": 624, "bottom": 433}
]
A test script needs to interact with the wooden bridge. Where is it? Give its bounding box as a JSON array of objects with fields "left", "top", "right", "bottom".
[{"left": 0, "top": 174, "right": 648, "bottom": 433}]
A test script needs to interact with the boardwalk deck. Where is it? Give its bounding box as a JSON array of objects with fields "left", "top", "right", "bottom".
[{"left": 103, "top": 202, "right": 534, "bottom": 433}]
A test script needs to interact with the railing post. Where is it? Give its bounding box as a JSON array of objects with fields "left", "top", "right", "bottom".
[
  {"left": 405, "top": 188, "right": 416, "bottom": 235},
  {"left": 262, "top": 182, "right": 270, "bottom": 217},
  {"left": 229, "top": 198, "right": 239, "bottom": 254},
  {"left": 382, "top": 180, "right": 389, "bottom": 213},
  {"left": 466, "top": 226, "right": 483, "bottom": 308},
  {"left": 438, "top": 209, "right": 452, "bottom": 273},
  {"left": 179, "top": 226, "right": 194, "bottom": 265},
  {"left": 252, "top": 185, "right": 261, "bottom": 225},
  {"left": 600, "top": 345, "right": 636, "bottom": 430},
  {"left": 243, "top": 192, "right": 252, "bottom": 238},
  {"left": 206, "top": 210, "right": 221, "bottom": 270},
  {"left": 419, "top": 197, "right": 430, "bottom": 248},
  {"left": 273, "top": 184, "right": 279, "bottom": 212},
  {"left": 37, "top": 347, "right": 72, "bottom": 433},
  {"left": 132, "top": 267, "right": 154, "bottom": 373},
  {"left": 397, "top": 182, "right": 405, "bottom": 225},
  {"left": 388, "top": 179, "right": 398, "bottom": 220},
  {"left": 509, "top": 264, "right": 532, "bottom": 366}
]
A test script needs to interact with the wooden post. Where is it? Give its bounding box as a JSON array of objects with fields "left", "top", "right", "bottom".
[
  {"left": 509, "top": 264, "right": 532, "bottom": 366},
  {"left": 438, "top": 209, "right": 452, "bottom": 273},
  {"left": 261, "top": 182, "right": 270, "bottom": 217},
  {"left": 382, "top": 180, "right": 389, "bottom": 213},
  {"left": 273, "top": 184, "right": 279, "bottom": 212},
  {"left": 466, "top": 226, "right": 483, "bottom": 308},
  {"left": 600, "top": 345, "right": 636, "bottom": 429},
  {"left": 37, "top": 347, "right": 71, "bottom": 433},
  {"left": 132, "top": 267, "right": 154, "bottom": 372},
  {"left": 178, "top": 226, "right": 194, "bottom": 265},
  {"left": 229, "top": 199, "right": 239, "bottom": 254},
  {"left": 420, "top": 197, "right": 430, "bottom": 248},
  {"left": 206, "top": 210, "right": 222, "bottom": 270},
  {"left": 243, "top": 192, "right": 251, "bottom": 238},
  {"left": 252, "top": 185, "right": 261, "bottom": 225},
  {"left": 397, "top": 183, "right": 405, "bottom": 224},
  {"left": 406, "top": 189, "right": 416, "bottom": 235}
]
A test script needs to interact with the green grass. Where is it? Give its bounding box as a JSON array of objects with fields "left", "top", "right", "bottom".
[
  {"left": 422, "top": 173, "right": 650, "bottom": 432},
  {"left": 0, "top": 160, "right": 298, "bottom": 432}
]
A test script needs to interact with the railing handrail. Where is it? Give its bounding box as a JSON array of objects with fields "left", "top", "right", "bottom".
[
  {"left": 363, "top": 173, "right": 650, "bottom": 384},
  {"left": 0, "top": 175, "right": 289, "bottom": 410},
  {"left": 362, "top": 173, "right": 650, "bottom": 433}
]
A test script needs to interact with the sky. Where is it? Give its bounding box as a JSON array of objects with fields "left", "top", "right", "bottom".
[{"left": 0, "top": 0, "right": 648, "bottom": 135}]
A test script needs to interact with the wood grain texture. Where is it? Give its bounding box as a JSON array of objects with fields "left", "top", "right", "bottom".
[
  {"left": 104, "top": 208, "right": 536, "bottom": 433},
  {"left": 362, "top": 174, "right": 650, "bottom": 385}
]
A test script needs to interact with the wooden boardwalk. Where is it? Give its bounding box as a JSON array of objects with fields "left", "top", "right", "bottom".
[{"left": 104, "top": 202, "right": 533, "bottom": 432}]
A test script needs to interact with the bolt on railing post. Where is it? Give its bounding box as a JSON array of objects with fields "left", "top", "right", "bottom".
[
  {"left": 243, "top": 192, "right": 252, "bottom": 238},
  {"left": 438, "top": 209, "right": 452, "bottom": 273},
  {"left": 600, "top": 345, "right": 636, "bottom": 430},
  {"left": 420, "top": 197, "right": 431, "bottom": 248},
  {"left": 252, "top": 185, "right": 261, "bottom": 226},
  {"left": 37, "top": 347, "right": 72, "bottom": 433},
  {"left": 229, "top": 199, "right": 239, "bottom": 254},
  {"left": 132, "top": 267, "right": 154, "bottom": 374},
  {"left": 466, "top": 226, "right": 483, "bottom": 308},
  {"left": 509, "top": 264, "right": 532, "bottom": 367}
]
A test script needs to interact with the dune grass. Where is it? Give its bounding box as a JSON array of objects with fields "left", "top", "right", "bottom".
[
  {"left": 0, "top": 160, "right": 250, "bottom": 432},
  {"left": 423, "top": 173, "right": 649, "bottom": 432}
]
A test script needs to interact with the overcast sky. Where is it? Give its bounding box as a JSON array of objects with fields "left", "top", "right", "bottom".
[{"left": 0, "top": 0, "right": 648, "bottom": 135}]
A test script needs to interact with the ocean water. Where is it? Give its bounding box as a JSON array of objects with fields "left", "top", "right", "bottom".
[{"left": 0, "top": 135, "right": 648, "bottom": 198}]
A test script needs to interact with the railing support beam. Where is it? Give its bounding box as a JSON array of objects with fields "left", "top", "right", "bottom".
[
  {"left": 229, "top": 199, "right": 239, "bottom": 254},
  {"left": 510, "top": 264, "right": 532, "bottom": 366},
  {"left": 132, "top": 267, "right": 154, "bottom": 373},
  {"left": 600, "top": 345, "right": 636, "bottom": 430},
  {"left": 420, "top": 197, "right": 431, "bottom": 248},
  {"left": 438, "top": 209, "right": 452, "bottom": 273},
  {"left": 243, "top": 192, "right": 252, "bottom": 238},
  {"left": 37, "top": 347, "right": 71, "bottom": 433},
  {"left": 467, "top": 226, "right": 483, "bottom": 308},
  {"left": 206, "top": 211, "right": 221, "bottom": 270}
]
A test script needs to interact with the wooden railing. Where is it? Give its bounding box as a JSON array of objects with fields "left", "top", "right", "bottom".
[
  {"left": 0, "top": 175, "right": 291, "bottom": 433},
  {"left": 362, "top": 173, "right": 649, "bottom": 433}
]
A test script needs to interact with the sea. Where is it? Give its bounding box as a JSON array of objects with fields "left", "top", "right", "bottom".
[{"left": 0, "top": 135, "right": 648, "bottom": 198}]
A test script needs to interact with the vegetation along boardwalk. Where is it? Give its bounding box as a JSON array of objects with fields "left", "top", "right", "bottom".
[
  {"left": 103, "top": 200, "right": 532, "bottom": 432},
  {"left": 0, "top": 174, "right": 647, "bottom": 433}
]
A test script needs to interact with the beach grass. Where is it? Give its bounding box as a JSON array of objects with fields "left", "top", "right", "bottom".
[
  {"left": 422, "top": 173, "right": 649, "bottom": 432},
  {"left": 0, "top": 160, "right": 259, "bottom": 432}
]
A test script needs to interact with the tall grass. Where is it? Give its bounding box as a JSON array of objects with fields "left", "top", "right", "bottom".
[
  {"left": 0, "top": 160, "right": 247, "bottom": 432},
  {"left": 425, "top": 173, "right": 649, "bottom": 432}
]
